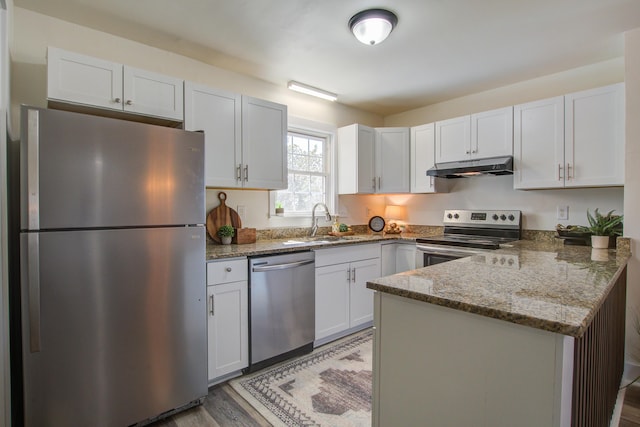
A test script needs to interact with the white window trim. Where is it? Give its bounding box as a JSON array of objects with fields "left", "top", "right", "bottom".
[{"left": 269, "top": 116, "right": 337, "bottom": 218}]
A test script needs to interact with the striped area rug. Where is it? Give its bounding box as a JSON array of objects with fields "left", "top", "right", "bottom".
[{"left": 230, "top": 329, "right": 373, "bottom": 427}]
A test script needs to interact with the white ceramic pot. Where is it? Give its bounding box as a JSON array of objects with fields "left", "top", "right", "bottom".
[
  {"left": 221, "top": 236, "right": 232, "bottom": 245},
  {"left": 591, "top": 235, "right": 610, "bottom": 249}
]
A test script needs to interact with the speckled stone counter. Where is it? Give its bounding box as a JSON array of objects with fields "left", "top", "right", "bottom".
[
  {"left": 367, "top": 240, "right": 630, "bottom": 337},
  {"left": 205, "top": 233, "right": 424, "bottom": 261}
]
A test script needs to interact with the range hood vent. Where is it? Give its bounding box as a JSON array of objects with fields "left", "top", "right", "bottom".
[{"left": 427, "top": 155, "right": 513, "bottom": 179}]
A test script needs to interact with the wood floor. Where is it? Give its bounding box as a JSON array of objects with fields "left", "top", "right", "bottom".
[
  {"left": 150, "top": 379, "right": 640, "bottom": 427},
  {"left": 149, "top": 383, "right": 272, "bottom": 427},
  {"left": 621, "top": 384, "right": 640, "bottom": 426}
]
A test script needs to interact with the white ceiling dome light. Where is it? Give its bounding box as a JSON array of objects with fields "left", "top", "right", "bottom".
[{"left": 348, "top": 8, "right": 398, "bottom": 46}]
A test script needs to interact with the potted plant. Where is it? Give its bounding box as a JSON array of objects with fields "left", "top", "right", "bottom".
[
  {"left": 275, "top": 202, "right": 284, "bottom": 216},
  {"left": 217, "top": 225, "right": 235, "bottom": 245},
  {"left": 583, "top": 209, "right": 623, "bottom": 249}
]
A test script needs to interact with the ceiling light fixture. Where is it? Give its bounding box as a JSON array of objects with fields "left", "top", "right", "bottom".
[
  {"left": 349, "top": 8, "right": 398, "bottom": 46},
  {"left": 287, "top": 81, "right": 337, "bottom": 102}
]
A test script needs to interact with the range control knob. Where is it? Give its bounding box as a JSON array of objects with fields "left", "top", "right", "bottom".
[
  {"left": 500, "top": 214, "right": 507, "bottom": 221},
  {"left": 447, "top": 213, "right": 453, "bottom": 219},
  {"left": 508, "top": 214, "right": 515, "bottom": 221},
  {"left": 454, "top": 213, "right": 459, "bottom": 219},
  {"left": 492, "top": 214, "right": 499, "bottom": 221}
]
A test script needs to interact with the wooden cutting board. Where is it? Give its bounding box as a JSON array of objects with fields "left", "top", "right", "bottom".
[{"left": 206, "top": 192, "right": 242, "bottom": 243}]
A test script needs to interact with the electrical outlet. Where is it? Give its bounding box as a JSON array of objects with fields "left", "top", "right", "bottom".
[
  {"left": 366, "top": 207, "right": 371, "bottom": 217},
  {"left": 556, "top": 205, "right": 569, "bottom": 220},
  {"left": 237, "top": 205, "right": 245, "bottom": 220}
]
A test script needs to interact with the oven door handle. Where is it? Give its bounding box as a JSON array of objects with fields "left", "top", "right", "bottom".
[{"left": 416, "top": 244, "right": 485, "bottom": 257}]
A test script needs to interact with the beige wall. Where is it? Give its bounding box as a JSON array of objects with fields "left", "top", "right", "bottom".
[
  {"left": 9, "top": 7, "right": 628, "bottom": 233},
  {"left": 9, "top": 7, "right": 383, "bottom": 133},
  {"left": 625, "top": 28, "right": 640, "bottom": 363},
  {"left": 365, "top": 58, "right": 626, "bottom": 231},
  {"left": 9, "top": 7, "right": 385, "bottom": 230},
  {"left": 383, "top": 58, "right": 624, "bottom": 127}
]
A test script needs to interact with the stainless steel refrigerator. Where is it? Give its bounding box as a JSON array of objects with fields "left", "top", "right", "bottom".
[{"left": 16, "top": 106, "right": 207, "bottom": 426}]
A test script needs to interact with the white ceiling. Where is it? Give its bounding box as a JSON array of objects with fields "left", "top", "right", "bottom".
[{"left": 14, "top": 0, "right": 640, "bottom": 116}]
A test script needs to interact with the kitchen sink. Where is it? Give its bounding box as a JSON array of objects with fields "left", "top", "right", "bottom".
[{"left": 281, "top": 235, "right": 361, "bottom": 246}]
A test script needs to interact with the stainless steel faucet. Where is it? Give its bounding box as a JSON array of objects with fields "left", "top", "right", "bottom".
[{"left": 310, "top": 203, "right": 331, "bottom": 236}]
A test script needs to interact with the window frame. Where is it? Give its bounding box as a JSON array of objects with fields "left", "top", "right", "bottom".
[{"left": 270, "top": 120, "right": 336, "bottom": 218}]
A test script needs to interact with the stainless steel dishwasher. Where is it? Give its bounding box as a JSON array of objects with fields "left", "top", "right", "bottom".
[{"left": 246, "top": 251, "right": 315, "bottom": 372}]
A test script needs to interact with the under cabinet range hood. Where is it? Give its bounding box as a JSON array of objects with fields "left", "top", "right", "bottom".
[{"left": 427, "top": 155, "right": 514, "bottom": 178}]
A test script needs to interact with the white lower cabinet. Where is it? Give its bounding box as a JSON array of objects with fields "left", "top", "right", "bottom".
[
  {"left": 206, "top": 258, "right": 248, "bottom": 384},
  {"left": 381, "top": 242, "right": 417, "bottom": 276},
  {"left": 314, "top": 244, "right": 381, "bottom": 344}
]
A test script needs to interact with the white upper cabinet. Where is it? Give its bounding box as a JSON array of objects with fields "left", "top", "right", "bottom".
[
  {"left": 435, "top": 107, "right": 513, "bottom": 163},
  {"left": 435, "top": 116, "right": 471, "bottom": 163},
  {"left": 47, "top": 47, "right": 183, "bottom": 121},
  {"left": 338, "top": 124, "right": 409, "bottom": 194},
  {"left": 184, "top": 84, "right": 287, "bottom": 190},
  {"left": 241, "top": 96, "right": 288, "bottom": 190},
  {"left": 48, "top": 47, "right": 123, "bottom": 112},
  {"left": 122, "top": 66, "right": 184, "bottom": 120},
  {"left": 376, "top": 127, "right": 410, "bottom": 193},
  {"left": 471, "top": 106, "right": 513, "bottom": 159},
  {"left": 410, "top": 123, "right": 448, "bottom": 193},
  {"left": 338, "top": 124, "right": 375, "bottom": 194},
  {"left": 513, "top": 96, "right": 565, "bottom": 189},
  {"left": 564, "top": 83, "right": 624, "bottom": 187},
  {"left": 184, "top": 82, "right": 241, "bottom": 188},
  {"left": 514, "top": 83, "right": 624, "bottom": 190}
]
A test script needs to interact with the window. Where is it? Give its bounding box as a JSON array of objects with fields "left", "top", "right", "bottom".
[{"left": 274, "top": 129, "right": 332, "bottom": 215}]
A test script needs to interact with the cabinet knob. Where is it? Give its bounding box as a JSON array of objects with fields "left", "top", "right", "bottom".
[
  {"left": 125, "top": 100, "right": 133, "bottom": 105},
  {"left": 225, "top": 267, "right": 232, "bottom": 272},
  {"left": 466, "top": 150, "right": 470, "bottom": 154},
  {"left": 114, "top": 97, "right": 121, "bottom": 103}
]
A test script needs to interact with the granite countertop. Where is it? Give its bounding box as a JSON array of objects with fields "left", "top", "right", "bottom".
[
  {"left": 367, "top": 240, "right": 630, "bottom": 338},
  {"left": 206, "top": 233, "right": 422, "bottom": 260}
]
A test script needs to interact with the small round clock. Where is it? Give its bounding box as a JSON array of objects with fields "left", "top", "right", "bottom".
[{"left": 368, "top": 215, "right": 386, "bottom": 233}]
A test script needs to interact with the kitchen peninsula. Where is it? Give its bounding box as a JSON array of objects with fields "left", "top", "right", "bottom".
[{"left": 367, "top": 240, "right": 629, "bottom": 427}]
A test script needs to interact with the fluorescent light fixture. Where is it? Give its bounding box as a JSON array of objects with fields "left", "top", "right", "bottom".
[
  {"left": 287, "top": 81, "right": 337, "bottom": 102},
  {"left": 349, "top": 9, "right": 398, "bottom": 46}
]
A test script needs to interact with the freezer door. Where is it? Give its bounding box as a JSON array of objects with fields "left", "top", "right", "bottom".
[
  {"left": 20, "top": 106, "right": 205, "bottom": 230},
  {"left": 20, "top": 227, "right": 207, "bottom": 427}
]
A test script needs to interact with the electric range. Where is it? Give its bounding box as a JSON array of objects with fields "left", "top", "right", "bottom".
[{"left": 416, "top": 209, "right": 522, "bottom": 267}]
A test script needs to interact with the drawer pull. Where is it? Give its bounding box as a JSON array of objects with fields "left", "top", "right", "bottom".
[{"left": 226, "top": 267, "right": 232, "bottom": 272}]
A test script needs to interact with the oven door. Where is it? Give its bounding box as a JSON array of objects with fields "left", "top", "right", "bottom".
[{"left": 415, "top": 244, "right": 485, "bottom": 268}]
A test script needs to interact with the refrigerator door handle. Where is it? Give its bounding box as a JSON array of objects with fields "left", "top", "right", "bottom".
[
  {"left": 27, "top": 108, "right": 40, "bottom": 230},
  {"left": 27, "top": 233, "right": 41, "bottom": 352}
]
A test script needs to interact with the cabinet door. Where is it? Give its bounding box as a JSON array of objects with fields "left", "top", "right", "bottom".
[
  {"left": 47, "top": 47, "right": 123, "bottom": 111},
  {"left": 123, "top": 66, "right": 184, "bottom": 120},
  {"left": 435, "top": 116, "right": 471, "bottom": 163},
  {"left": 349, "top": 258, "right": 381, "bottom": 327},
  {"left": 315, "top": 263, "right": 350, "bottom": 340},
  {"left": 354, "top": 125, "right": 376, "bottom": 194},
  {"left": 411, "top": 123, "right": 438, "bottom": 193},
  {"left": 207, "top": 281, "right": 248, "bottom": 382},
  {"left": 395, "top": 244, "right": 416, "bottom": 273},
  {"left": 184, "top": 82, "right": 242, "bottom": 188},
  {"left": 380, "top": 244, "right": 397, "bottom": 276},
  {"left": 565, "top": 83, "right": 624, "bottom": 187},
  {"left": 241, "top": 96, "right": 287, "bottom": 189},
  {"left": 513, "top": 96, "right": 564, "bottom": 189},
  {"left": 471, "top": 106, "right": 513, "bottom": 159},
  {"left": 376, "top": 127, "right": 410, "bottom": 193}
]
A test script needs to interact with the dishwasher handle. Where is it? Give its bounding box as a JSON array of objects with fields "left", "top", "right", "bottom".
[{"left": 252, "top": 258, "right": 314, "bottom": 272}]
